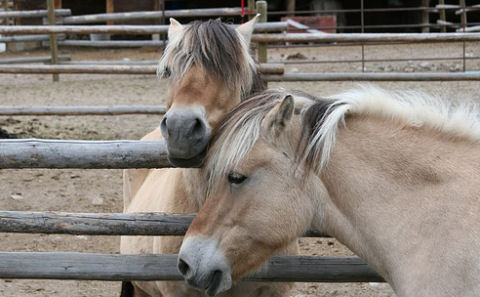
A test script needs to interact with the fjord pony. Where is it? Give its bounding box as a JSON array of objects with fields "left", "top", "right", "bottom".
[
  {"left": 120, "top": 19, "right": 296, "bottom": 297},
  {"left": 179, "top": 87, "right": 480, "bottom": 297}
]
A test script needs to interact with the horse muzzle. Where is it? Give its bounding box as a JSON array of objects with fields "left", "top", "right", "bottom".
[
  {"left": 160, "top": 107, "right": 210, "bottom": 167},
  {"left": 178, "top": 236, "right": 232, "bottom": 296}
]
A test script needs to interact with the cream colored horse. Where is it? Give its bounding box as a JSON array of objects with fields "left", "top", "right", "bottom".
[
  {"left": 120, "top": 19, "right": 296, "bottom": 297},
  {"left": 179, "top": 87, "right": 480, "bottom": 297}
]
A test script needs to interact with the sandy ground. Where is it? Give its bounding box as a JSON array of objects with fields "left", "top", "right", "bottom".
[{"left": 0, "top": 42, "right": 479, "bottom": 297}]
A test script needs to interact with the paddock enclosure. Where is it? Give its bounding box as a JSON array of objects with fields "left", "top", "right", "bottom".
[{"left": 0, "top": 1, "right": 480, "bottom": 297}]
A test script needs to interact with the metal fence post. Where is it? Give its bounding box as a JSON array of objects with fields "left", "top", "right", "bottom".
[{"left": 459, "top": 0, "right": 466, "bottom": 71}]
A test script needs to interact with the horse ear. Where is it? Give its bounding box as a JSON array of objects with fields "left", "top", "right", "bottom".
[
  {"left": 168, "top": 18, "right": 183, "bottom": 40},
  {"left": 270, "top": 95, "right": 294, "bottom": 136},
  {"left": 236, "top": 14, "right": 259, "bottom": 46}
]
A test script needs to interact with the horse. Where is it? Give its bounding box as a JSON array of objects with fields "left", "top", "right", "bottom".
[
  {"left": 178, "top": 86, "right": 480, "bottom": 297},
  {"left": 120, "top": 18, "right": 297, "bottom": 297}
]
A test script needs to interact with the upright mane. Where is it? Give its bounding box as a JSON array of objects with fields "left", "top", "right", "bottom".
[
  {"left": 158, "top": 19, "right": 263, "bottom": 99},
  {"left": 206, "top": 86, "right": 480, "bottom": 188}
]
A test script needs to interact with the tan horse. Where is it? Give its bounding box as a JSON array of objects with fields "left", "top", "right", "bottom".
[
  {"left": 179, "top": 87, "right": 480, "bottom": 297},
  {"left": 120, "top": 19, "right": 296, "bottom": 297}
]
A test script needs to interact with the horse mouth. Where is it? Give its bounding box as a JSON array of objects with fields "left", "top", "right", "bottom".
[
  {"left": 205, "top": 270, "right": 224, "bottom": 296},
  {"left": 167, "top": 148, "right": 206, "bottom": 167},
  {"left": 185, "top": 269, "right": 225, "bottom": 297}
]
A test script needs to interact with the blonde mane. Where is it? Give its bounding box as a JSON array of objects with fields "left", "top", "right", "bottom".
[
  {"left": 206, "top": 86, "right": 480, "bottom": 188},
  {"left": 157, "top": 19, "right": 258, "bottom": 99}
]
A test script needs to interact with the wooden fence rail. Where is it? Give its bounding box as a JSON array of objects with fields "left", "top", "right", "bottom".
[
  {"left": 62, "top": 8, "right": 245, "bottom": 24},
  {"left": 0, "top": 252, "right": 384, "bottom": 282},
  {"left": 0, "top": 55, "right": 70, "bottom": 64},
  {"left": 0, "top": 9, "right": 71, "bottom": 18},
  {"left": 0, "top": 211, "right": 192, "bottom": 236},
  {"left": 0, "top": 139, "right": 170, "bottom": 169},
  {"left": 57, "top": 40, "right": 166, "bottom": 47},
  {"left": 0, "top": 105, "right": 166, "bottom": 115},
  {"left": 0, "top": 66, "right": 478, "bottom": 81},
  {"left": 0, "top": 63, "right": 284, "bottom": 74},
  {"left": 0, "top": 210, "right": 327, "bottom": 237},
  {"left": 0, "top": 24, "right": 287, "bottom": 35},
  {"left": 250, "top": 32, "right": 480, "bottom": 43},
  {"left": 1, "top": 27, "right": 479, "bottom": 42},
  {"left": 263, "top": 72, "right": 480, "bottom": 81},
  {"left": 61, "top": 60, "right": 159, "bottom": 65},
  {"left": 0, "top": 34, "right": 65, "bottom": 42}
]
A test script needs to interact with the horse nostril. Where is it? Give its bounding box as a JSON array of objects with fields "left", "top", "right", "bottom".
[
  {"left": 178, "top": 258, "right": 190, "bottom": 276},
  {"left": 160, "top": 116, "right": 169, "bottom": 138},
  {"left": 191, "top": 118, "right": 205, "bottom": 139}
]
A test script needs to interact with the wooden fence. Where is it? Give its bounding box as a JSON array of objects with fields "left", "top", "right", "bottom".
[
  {"left": 0, "top": 137, "right": 386, "bottom": 283},
  {"left": 0, "top": 66, "right": 478, "bottom": 81},
  {"left": 0, "top": 139, "right": 169, "bottom": 169},
  {"left": 0, "top": 210, "right": 329, "bottom": 237},
  {"left": 1, "top": 5, "right": 479, "bottom": 83},
  {"left": 0, "top": 252, "right": 383, "bottom": 282},
  {"left": 1, "top": 24, "right": 479, "bottom": 83},
  {"left": 0, "top": 105, "right": 166, "bottom": 115},
  {"left": 0, "top": 209, "right": 383, "bottom": 282},
  {"left": 0, "top": 9, "right": 70, "bottom": 18},
  {"left": 0, "top": 63, "right": 284, "bottom": 74},
  {"left": 2, "top": 26, "right": 479, "bottom": 42},
  {"left": 0, "top": 55, "right": 70, "bottom": 64}
]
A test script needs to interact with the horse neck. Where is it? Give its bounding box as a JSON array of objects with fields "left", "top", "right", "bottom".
[
  {"left": 181, "top": 168, "right": 207, "bottom": 210},
  {"left": 315, "top": 115, "right": 480, "bottom": 296}
]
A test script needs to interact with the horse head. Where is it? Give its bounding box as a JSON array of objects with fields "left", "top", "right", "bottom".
[{"left": 158, "top": 17, "right": 262, "bottom": 167}]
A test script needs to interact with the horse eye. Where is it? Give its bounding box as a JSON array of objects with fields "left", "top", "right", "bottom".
[
  {"left": 227, "top": 172, "right": 247, "bottom": 185},
  {"left": 162, "top": 67, "right": 171, "bottom": 78}
]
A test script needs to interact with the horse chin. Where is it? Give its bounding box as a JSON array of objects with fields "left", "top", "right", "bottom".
[
  {"left": 205, "top": 271, "right": 232, "bottom": 296},
  {"left": 167, "top": 148, "right": 206, "bottom": 167}
]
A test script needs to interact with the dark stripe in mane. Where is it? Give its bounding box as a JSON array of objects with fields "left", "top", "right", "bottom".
[
  {"left": 249, "top": 72, "right": 265, "bottom": 98},
  {"left": 301, "top": 99, "right": 341, "bottom": 170},
  {"left": 303, "top": 100, "right": 338, "bottom": 132}
]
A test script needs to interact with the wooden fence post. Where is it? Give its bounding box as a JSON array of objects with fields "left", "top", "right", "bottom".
[
  {"left": 106, "top": 0, "right": 114, "bottom": 25},
  {"left": 256, "top": 1, "right": 268, "bottom": 88},
  {"left": 421, "top": 0, "right": 430, "bottom": 33},
  {"left": 287, "top": 0, "right": 295, "bottom": 17},
  {"left": 2, "top": 0, "right": 8, "bottom": 25},
  {"left": 248, "top": 0, "right": 255, "bottom": 20},
  {"left": 438, "top": 0, "right": 446, "bottom": 32},
  {"left": 46, "top": 0, "right": 59, "bottom": 82}
]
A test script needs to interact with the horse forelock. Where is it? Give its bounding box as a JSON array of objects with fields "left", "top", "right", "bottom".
[{"left": 158, "top": 19, "right": 259, "bottom": 99}]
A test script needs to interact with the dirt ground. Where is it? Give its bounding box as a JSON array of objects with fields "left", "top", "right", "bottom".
[{"left": 0, "top": 41, "right": 479, "bottom": 297}]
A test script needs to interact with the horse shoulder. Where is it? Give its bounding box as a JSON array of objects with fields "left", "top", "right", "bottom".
[{"left": 127, "top": 168, "right": 187, "bottom": 213}]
